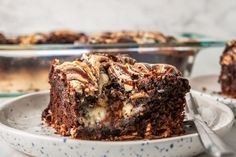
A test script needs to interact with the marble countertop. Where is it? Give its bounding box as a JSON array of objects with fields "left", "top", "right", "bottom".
[
  {"left": 0, "top": 47, "right": 236, "bottom": 157},
  {"left": 1, "top": 0, "right": 236, "bottom": 39}
]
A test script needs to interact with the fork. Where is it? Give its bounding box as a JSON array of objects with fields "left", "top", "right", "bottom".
[{"left": 186, "top": 93, "right": 235, "bottom": 157}]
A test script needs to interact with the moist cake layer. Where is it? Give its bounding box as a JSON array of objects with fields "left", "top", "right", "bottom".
[{"left": 42, "top": 53, "right": 190, "bottom": 140}]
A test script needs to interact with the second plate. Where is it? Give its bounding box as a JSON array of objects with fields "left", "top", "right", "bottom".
[{"left": 190, "top": 74, "right": 236, "bottom": 112}]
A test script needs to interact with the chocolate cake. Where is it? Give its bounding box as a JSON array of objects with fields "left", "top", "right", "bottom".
[
  {"left": 219, "top": 40, "right": 236, "bottom": 97},
  {"left": 42, "top": 53, "right": 190, "bottom": 140},
  {"left": 0, "top": 33, "right": 17, "bottom": 44},
  {"left": 0, "top": 30, "right": 194, "bottom": 45},
  {"left": 17, "top": 30, "right": 88, "bottom": 44},
  {"left": 0, "top": 33, "right": 8, "bottom": 44},
  {"left": 46, "top": 30, "right": 88, "bottom": 44},
  {"left": 88, "top": 31, "right": 176, "bottom": 44}
]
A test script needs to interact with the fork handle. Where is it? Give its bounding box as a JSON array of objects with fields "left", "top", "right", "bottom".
[{"left": 194, "top": 115, "right": 234, "bottom": 157}]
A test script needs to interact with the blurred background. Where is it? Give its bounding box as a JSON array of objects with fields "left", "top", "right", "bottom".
[
  {"left": 0, "top": 0, "right": 235, "bottom": 39},
  {"left": 1, "top": 0, "right": 234, "bottom": 77}
]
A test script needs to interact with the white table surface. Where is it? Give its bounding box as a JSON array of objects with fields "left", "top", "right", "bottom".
[{"left": 1, "top": 48, "right": 236, "bottom": 157}]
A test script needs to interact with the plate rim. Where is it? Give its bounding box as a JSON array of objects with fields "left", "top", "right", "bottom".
[
  {"left": 190, "top": 74, "right": 236, "bottom": 104},
  {"left": 0, "top": 90, "right": 234, "bottom": 145}
]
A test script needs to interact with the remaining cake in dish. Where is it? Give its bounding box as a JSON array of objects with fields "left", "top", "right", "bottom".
[
  {"left": 88, "top": 31, "right": 176, "bottom": 44},
  {"left": 0, "top": 30, "right": 195, "bottom": 45},
  {"left": 42, "top": 53, "right": 190, "bottom": 140},
  {"left": 0, "top": 33, "right": 8, "bottom": 44},
  {"left": 17, "top": 30, "right": 88, "bottom": 44},
  {"left": 45, "top": 30, "right": 88, "bottom": 44},
  {"left": 219, "top": 40, "right": 236, "bottom": 98},
  {"left": 0, "top": 33, "right": 17, "bottom": 44}
]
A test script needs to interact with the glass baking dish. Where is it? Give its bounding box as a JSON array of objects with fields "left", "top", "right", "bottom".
[{"left": 0, "top": 40, "right": 225, "bottom": 97}]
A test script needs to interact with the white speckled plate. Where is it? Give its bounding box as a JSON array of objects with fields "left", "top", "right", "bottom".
[
  {"left": 0, "top": 90, "right": 234, "bottom": 157},
  {"left": 190, "top": 74, "right": 236, "bottom": 113}
]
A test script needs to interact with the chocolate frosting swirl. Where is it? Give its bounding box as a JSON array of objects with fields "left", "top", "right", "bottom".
[{"left": 53, "top": 53, "right": 182, "bottom": 95}]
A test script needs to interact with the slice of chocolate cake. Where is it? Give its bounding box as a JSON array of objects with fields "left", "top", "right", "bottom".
[
  {"left": 219, "top": 40, "right": 236, "bottom": 97},
  {"left": 42, "top": 53, "right": 190, "bottom": 140}
]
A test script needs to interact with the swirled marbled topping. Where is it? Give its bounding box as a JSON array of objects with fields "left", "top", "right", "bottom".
[{"left": 54, "top": 53, "right": 182, "bottom": 95}]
